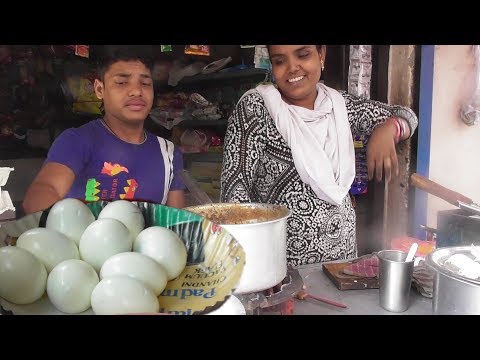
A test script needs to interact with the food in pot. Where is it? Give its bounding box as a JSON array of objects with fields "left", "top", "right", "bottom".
[
  {"left": 187, "top": 203, "right": 289, "bottom": 225},
  {"left": 444, "top": 253, "right": 480, "bottom": 280},
  {"left": 186, "top": 203, "right": 290, "bottom": 294},
  {"left": 426, "top": 245, "right": 480, "bottom": 314}
]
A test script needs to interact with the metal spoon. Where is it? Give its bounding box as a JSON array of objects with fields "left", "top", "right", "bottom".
[{"left": 405, "top": 242, "right": 418, "bottom": 262}]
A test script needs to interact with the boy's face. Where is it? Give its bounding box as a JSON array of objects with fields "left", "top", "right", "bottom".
[{"left": 94, "top": 60, "right": 153, "bottom": 125}]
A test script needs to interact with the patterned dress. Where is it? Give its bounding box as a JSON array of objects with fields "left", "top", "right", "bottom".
[{"left": 220, "top": 90, "right": 418, "bottom": 267}]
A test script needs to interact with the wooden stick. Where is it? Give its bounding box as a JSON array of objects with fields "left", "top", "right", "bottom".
[
  {"left": 295, "top": 290, "right": 347, "bottom": 309},
  {"left": 410, "top": 173, "right": 473, "bottom": 206}
]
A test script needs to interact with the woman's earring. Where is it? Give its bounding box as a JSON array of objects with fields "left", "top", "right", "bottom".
[{"left": 321, "top": 61, "right": 325, "bottom": 71}]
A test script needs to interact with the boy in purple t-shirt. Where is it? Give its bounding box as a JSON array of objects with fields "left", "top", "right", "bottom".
[{"left": 23, "top": 46, "right": 185, "bottom": 214}]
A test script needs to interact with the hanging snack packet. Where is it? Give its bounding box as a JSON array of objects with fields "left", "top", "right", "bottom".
[
  {"left": 185, "top": 45, "right": 210, "bottom": 56},
  {"left": 75, "top": 45, "right": 89, "bottom": 58},
  {"left": 254, "top": 45, "right": 271, "bottom": 71}
]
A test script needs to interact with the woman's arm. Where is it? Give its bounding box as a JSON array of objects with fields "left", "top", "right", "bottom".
[
  {"left": 342, "top": 91, "right": 418, "bottom": 138},
  {"left": 220, "top": 93, "right": 268, "bottom": 203},
  {"left": 342, "top": 92, "right": 418, "bottom": 182}
]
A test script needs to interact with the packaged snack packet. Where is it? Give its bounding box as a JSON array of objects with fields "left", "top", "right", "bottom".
[
  {"left": 75, "top": 45, "right": 89, "bottom": 58},
  {"left": 184, "top": 45, "right": 210, "bottom": 56}
]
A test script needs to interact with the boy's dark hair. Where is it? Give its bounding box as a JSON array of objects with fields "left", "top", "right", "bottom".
[{"left": 95, "top": 45, "right": 155, "bottom": 81}]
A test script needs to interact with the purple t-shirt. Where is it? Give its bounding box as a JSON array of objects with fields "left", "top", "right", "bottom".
[{"left": 46, "top": 119, "right": 185, "bottom": 204}]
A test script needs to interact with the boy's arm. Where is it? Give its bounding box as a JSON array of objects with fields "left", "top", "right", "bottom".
[{"left": 23, "top": 162, "right": 75, "bottom": 214}]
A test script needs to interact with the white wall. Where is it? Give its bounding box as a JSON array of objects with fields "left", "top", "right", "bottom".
[{"left": 427, "top": 45, "right": 480, "bottom": 227}]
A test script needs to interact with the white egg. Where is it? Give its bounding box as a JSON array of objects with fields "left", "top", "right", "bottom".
[
  {"left": 134, "top": 226, "right": 187, "bottom": 280},
  {"left": 17, "top": 227, "right": 80, "bottom": 273},
  {"left": 79, "top": 219, "right": 133, "bottom": 273},
  {"left": 98, "top": 200, "right": 145, "bottom": 239},
  {"left": 207, "top": 295, "right": 246, "bottom": 315},
  {"left": 100, "top": 252, "right": 167, "bottom": 296},
  {"left": 46, "top": 198, "right": 95, "bottom": 246},
  {"left": 91, "top": 276, "right": 159, "bottom": 315},
  {"left": 0, "top": 246, "right": 47, "bottom": 304},
  {"left": 47, "top": 259, "right": 99, "bottom": 314}
]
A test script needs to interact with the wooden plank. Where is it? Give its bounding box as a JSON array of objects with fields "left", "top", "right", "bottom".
[{"left": 322, "top": 259, "right": 379, "bottom": 291}]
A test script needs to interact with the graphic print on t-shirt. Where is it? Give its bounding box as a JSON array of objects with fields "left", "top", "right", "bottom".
[
  {"left": 83, "top": 161, "right": 138, "bottom": 201},
  {"left": 101, "top": 162, "right": 129, "bottom": 176},
  {"left": 120, "top": 179, "right": 138, "bottom": 200},
  {"left": 85, "top": 178, "right": 100, "bottom": 202}
]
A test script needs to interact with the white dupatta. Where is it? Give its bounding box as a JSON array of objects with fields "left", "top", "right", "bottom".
[{"left": 246, "top": 82, "right": 355, "bottom": 206}]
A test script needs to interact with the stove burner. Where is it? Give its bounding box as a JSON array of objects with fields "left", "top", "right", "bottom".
[{"left": 235, "top": 268, "right": 304, "bottom": 315}]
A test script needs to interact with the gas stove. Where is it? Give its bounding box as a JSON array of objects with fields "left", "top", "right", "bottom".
[{"left": 235, "top": 268, "right": 304, "bottom": 315}]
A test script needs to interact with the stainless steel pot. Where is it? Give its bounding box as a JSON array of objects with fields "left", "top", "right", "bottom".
[
  {"left": 185, "top": 203, "right": 291, "bottom": 294},
  {"left": 425, "top": 246, "right": 480, "bottom": 314}
]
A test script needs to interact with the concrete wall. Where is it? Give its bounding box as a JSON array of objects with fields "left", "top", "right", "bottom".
[{"left": 427, "top": 45, "right": 480, "bottom": 227}]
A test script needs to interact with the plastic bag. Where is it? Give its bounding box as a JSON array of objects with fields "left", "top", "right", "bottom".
[
  {"left": 0, "top": 167, "right": 15, "bottom": 216},
  {"left": 64, "top": 76, "right": 102, "bottom": 115},
  {"left": 461, "top": 45, "right": 480, "bottom": 126},
  {"left": 254, "top": 45, "right": 271, "bottom": 71},
  {"left": 348, "top": 45, "right": 372, "bottom": 99},
  {"left": 180, "top": 129, "right": 209, "bottom": 153}
]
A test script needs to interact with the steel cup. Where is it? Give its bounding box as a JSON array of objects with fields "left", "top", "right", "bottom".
[{"left": 378, "top": 250, "right": 414, "bottom": 313}]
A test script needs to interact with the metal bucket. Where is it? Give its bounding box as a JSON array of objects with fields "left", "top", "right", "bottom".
[
  {"left": 425, "top": 246, "right": 480, "bottom": 314},
  {"left": 185, "top": 203, "right": 291, "bottom": 294}
]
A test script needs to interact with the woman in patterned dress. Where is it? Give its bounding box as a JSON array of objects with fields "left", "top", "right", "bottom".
[{"left": 220, "top": 45, "right": 418, "bottom": 267}]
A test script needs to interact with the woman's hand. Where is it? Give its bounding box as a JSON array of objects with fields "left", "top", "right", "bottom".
[{"left": 366, "top": 118, "right": 399, "bottom": 183}]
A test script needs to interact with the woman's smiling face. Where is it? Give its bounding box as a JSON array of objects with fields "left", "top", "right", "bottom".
[{"left": 269, "top": 45, "right": 325, "bottom": 109}]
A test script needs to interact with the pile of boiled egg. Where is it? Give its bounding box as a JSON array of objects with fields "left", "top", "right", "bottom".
[{"left": 0, "top": 198, "right": 187, "bottom": 315}]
